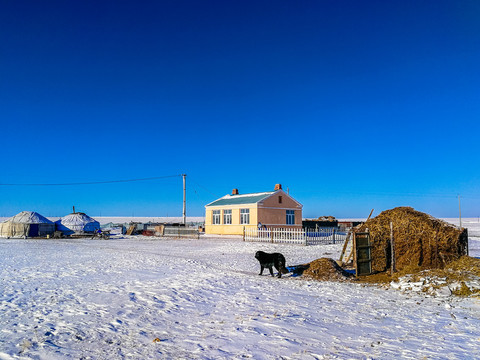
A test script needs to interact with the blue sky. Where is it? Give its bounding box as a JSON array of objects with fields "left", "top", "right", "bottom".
[{"left": 1, "top": 0, "right": 479, "bottom": 218}]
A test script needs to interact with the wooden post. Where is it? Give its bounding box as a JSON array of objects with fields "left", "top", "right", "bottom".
[
  {"left": 390, "top": 221, "right": 396, "bottom": 275},
  {"left": 332, "top": 228, "right": 336, "bottom": 244},
  {"left": 338, "top": 230, "right": 351, "bottom": 261},
  {"left": 367, "top": 209, "right": 374, "bottom": 221},
  {"left": 353, "top": 232, "right": 357, "bottom": 275},
  {"left": 243, "top": 226, "right": 245, "bottom": 241},
  {"left": 458, "top": 195, "right": 462, "bottom": 229},
  {"left": 182, "top": 174, "right": 187, "bottom": 226}
]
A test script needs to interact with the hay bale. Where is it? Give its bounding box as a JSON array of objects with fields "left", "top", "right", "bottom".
[
  {"left": 357, "top": 207, "right": 468, "bottom": 273},
  {"left": 303, "top": 258, "right": 352, "bottom": 281}
]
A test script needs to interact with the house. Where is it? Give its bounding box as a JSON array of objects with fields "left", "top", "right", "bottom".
[{"left": 205, "top": 184, "right": 303, "bottom": 235}]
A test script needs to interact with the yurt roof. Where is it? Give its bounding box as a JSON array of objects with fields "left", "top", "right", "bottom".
[
  {"left": 57, "top": 212, "right": 99, "bottom": 225},
  {"left": 5, "top": 211, "right": 53, "bottom": 224}
]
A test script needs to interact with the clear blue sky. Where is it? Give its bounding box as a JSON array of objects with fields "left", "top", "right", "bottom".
[{"left": 1, "top": 0, "right": 479, "bottom": 218}]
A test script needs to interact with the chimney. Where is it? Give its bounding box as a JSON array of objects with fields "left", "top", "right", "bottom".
[
  {"left": 232, "top": 188, "right": 239, "bottom": 195},
  {"left": 274, "top": 184, "right": 282, "bottom": 191}
]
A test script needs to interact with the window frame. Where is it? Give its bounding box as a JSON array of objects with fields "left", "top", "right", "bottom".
[
  {"left": 223, "top": 209, "right": 232, "bottom": 225},
  {"left": 240, "top": 208, "right": 250, "bottom": 225},
  {"left": 286, "top": 210, "right": 295, "bottom": 225},
  {"left": 212, "top": 210, "right": 221, "bottom": 225}
]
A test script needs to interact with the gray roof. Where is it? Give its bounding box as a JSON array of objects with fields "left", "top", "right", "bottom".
[
  {"left": 4, "top": 211, "right": 53, "bottom": 224},
  {"left": 206, "top": 192, "right": 275, "bottom": 207}
]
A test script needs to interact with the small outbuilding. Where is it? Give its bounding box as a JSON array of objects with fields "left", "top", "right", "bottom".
[
  {"left": 56, "top": 212, "right": 100, "bottom": 236},
  {"left": 0, "top": 211, "right": 55, "bottom": 238}
]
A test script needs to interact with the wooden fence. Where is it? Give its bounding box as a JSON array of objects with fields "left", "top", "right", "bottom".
[{"left": 243, "top": 227, "right": 346, "bottom": 245}]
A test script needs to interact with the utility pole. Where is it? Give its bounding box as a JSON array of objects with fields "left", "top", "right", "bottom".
[
  {"left": 182, "top": 174, "right": 186, "bottom": 226},
  {"left": 458, "top": 194, "right": 462, "bottom": 229}
]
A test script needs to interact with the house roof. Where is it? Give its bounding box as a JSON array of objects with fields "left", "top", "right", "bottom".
[{"left": 206, "top": 191, "right": 275, "bottom": 207}]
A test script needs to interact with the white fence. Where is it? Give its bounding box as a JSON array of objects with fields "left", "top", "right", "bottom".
[{"left": 244, "top": 227, "right": 347, "bottom": 245}]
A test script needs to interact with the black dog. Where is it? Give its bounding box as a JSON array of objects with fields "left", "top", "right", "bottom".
[{"left": 255, "top": 251, "right": 289, "bottom": 278}]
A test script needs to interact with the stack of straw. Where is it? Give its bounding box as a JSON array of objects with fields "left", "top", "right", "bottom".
[{"left": 357, "top": 207, "right": 468, "bottom": 273}]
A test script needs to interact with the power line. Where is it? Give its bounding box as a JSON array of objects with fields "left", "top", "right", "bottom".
[
  {"left": 0, "top": 174, "right": 182, "bottom": 186},
  {"left": 188, "top": 178, "right": 219, "bottom": 198}
]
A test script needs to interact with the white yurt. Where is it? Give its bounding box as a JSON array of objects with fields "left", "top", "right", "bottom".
[
  {"left": 56, "top": 212, "right": 100, "bottom": 235},
  {"left": 0, "top": 211, "right": 55, "bottom": 238}
]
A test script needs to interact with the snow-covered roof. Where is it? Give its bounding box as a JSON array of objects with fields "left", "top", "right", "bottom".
[
  {"left": 3, "top": 211, "right": 53, "bottom": 224},
  {"left": 56, "top": 212, "right": 100, "bottom": 234},
  {"left": 57, "top": 212, "right": 99, "bottom": 226}
]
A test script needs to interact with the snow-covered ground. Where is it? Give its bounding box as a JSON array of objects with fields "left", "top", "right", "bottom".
[{"left": 0, "top": 221, "right": 479, "bottom": 359}]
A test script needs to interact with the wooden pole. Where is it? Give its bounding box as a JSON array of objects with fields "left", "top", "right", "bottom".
[
  {"left": 390, "top": 221, "right": 396, "bottom": 275},
  {"left": 367, "top": 208, "right": 374, "bottom": 221},
  {"left": 182, "top": 174, "right": 186, "bottom": 226},
  {"left": 353, "top": 232, "right": 357, "bottom": 276},
  {"left": 458, "top": 194, "right": 462, "bottom": 229},
  {"left": 339, "top": 230, "right": 352, "bottom": 262}
]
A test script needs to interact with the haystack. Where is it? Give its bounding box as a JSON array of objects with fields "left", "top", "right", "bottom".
[
  {"left": 357, "top": 207, "right": 468, "bottom": 273},
  {"left": 303, "top": 258, "right": 352, "bottom": 281}
]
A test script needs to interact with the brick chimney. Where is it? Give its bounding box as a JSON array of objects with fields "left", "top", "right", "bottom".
[
  {"left": 232, "top": 188, "right": 239, "bottom": 195},
  {"left": 274, "top": 184, "right": 282, "bottom": 191}
]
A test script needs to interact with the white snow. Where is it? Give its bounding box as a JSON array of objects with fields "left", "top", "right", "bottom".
[{"left": 0, "top": 220, "right": 479, "bottom": 359}]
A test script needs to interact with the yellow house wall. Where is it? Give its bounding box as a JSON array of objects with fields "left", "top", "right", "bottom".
[{"left": 205, "top": 205, "right": 258, "bottom": 235}]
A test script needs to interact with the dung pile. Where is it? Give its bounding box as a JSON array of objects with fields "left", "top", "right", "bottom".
[
  {"left": 357, "top": 207, "right": 468, "bottom": 273},
  {"left": 447, "top": 256, "right": 480, "bottom": 276},
  {"left": 303, "top": 258, "right": 352, "bottom": 281}
]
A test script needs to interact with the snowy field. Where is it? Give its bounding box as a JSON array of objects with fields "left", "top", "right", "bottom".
[{"left": 0, "top": 220, "right": 479, "bottom": 359}]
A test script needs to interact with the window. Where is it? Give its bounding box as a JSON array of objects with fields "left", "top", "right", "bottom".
[
  {"left": 212, "top": 210, "right": 221, "bottom": 224},
  {"left": 223, "top": 209, "right": 232, "bottom": 224},
  {"left": 240, "top": 209, "right": 250, "bottom": 224},
  {"left": 278, "top": 196, "right": 282, "bottom": 204},
  {"left": 286, "top": 210, "right": 295, "bottom": 225}
]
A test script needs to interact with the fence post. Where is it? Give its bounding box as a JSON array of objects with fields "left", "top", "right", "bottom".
[
  {"left": 304, "top": 228, "right": 308, "bottom": 246},
  {"left": 333, "top": 228, "right": 336, "bottom": 244},
  {"left": 243, "top": 226, "right": 245, "bottom": 241},
  {"left": 390, "top": 222, "right": 396, "bottom": 274}
]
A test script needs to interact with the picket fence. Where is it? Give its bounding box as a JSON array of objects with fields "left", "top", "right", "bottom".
[{"left": 243, "top": 227, "right": 347, "bottom": 245}]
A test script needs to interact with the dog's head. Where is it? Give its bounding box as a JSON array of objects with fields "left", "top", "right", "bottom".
[{"left": 255, "top": 251, "right": 264, "bottom": 259}]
